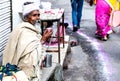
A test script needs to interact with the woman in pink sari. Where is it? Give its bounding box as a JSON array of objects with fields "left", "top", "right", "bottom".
[{"left": 95, "top": 0, "right": 112, "bottom": 41}]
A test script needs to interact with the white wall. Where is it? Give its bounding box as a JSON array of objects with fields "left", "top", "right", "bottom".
[{"left": 12, "top": 0, "right": 41, "bottom": 29}]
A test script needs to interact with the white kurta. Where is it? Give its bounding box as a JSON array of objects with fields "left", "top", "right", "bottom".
[{"left": 2, "top": 22, "right": 45, "bottom": 81}]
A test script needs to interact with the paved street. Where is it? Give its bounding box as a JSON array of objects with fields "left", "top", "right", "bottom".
[{"left": 42, "top": 0, "right": 120, "bottom": 81}]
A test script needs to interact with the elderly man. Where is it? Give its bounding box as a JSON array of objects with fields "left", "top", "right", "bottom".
[{"left": 2, "top": 2, "right": 52, "bottom": 81}]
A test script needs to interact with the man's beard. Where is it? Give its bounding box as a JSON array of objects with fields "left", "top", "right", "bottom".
[
  {"left": 36, "top": 20, "right": 40, "bottom": 23},
  {"left": 34, "top": 20, "right": 41, "bottom": 33}
]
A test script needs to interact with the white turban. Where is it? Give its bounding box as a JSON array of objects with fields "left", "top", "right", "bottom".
[{"left": 22, "top": 3, "right": 40, "bottom": 17}]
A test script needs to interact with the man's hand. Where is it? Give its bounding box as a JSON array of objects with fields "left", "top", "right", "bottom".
[
  {"left": 41, "top": 28, "right": 53, "bottom": 44},
  {"left": 40, "top": 56, "right": 46, "bottom": 69},
  {"left": 43, "top": 28, "right": 53, "bottom": 39}
]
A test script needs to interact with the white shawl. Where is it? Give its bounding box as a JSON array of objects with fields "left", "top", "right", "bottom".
[{"left": 2, "top": 22, "right": 43, "bottom": 80}]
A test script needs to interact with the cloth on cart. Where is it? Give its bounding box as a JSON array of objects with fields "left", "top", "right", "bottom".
[{"left": 0, "top": 63, "right": 29, "bottom": 81}]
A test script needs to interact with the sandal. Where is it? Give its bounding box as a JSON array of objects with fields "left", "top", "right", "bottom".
[
  {"left": 70, "top": 41, "right": 77, "bottom": 47},
  {"left": 101, "top": 36, "right": 108, "bottom": 41}
]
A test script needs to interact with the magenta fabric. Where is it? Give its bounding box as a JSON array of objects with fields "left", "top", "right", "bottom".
[{"left": 95, "top": 0, "right": 111, "bottom": 37}]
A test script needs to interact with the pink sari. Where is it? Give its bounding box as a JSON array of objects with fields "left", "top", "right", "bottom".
[{"left": 95, "top": 0, "right": 112, "bottom": 37}]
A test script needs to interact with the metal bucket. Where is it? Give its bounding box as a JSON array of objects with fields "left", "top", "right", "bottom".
[{"left": 44, "top": 54, "right": 52, "bottom": 67}]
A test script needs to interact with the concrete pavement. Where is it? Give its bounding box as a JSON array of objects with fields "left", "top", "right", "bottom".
[
  {"left": 40, "top": 0, "right": 113, "bottom": 81},
  {"left": 41, "top": 0, "right": 120, "bottom": 81},
  {"left": 46, "top": 0, "right": 111, "bottom": 81}
]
